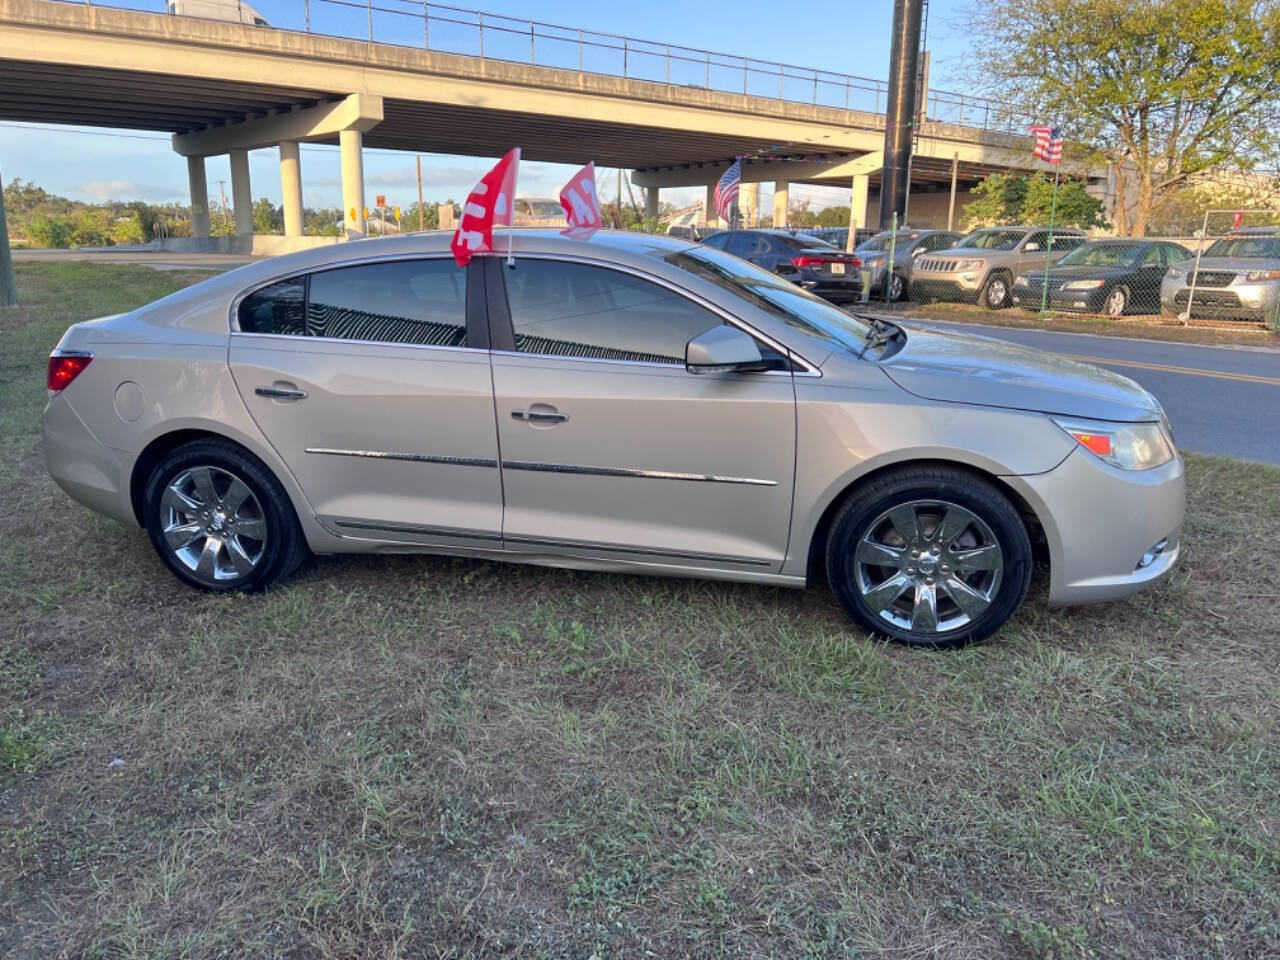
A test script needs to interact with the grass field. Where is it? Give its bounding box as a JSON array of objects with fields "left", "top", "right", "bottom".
[{"left": 2, "top": 262, "right": 1278, "bottom": 959}]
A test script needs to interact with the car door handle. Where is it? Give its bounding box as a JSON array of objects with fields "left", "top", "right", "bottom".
[
  {"left": 255, "top": 385, "right": 308, "bottom": 400},
  {"left": 512, "top": 408, "right": 567, "bottom": 423}
]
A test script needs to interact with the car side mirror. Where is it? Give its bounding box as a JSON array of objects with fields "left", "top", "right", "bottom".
[
  {"left": 911, "top": 246, "right": 925, "bottom": 256},
  {"left": 1024, "top": 242, "right": 1040, "bottom": 252},
  {"left": 685, "top": 325, "right": 769, "bottom": 374}
]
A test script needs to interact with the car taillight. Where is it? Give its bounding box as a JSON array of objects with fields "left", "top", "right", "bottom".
[
  {"left": 791, "top": 256, "right": 861, "bottom": 268},
  {"left": 47, "top": 352, "right": 92, "bottom": 391}
]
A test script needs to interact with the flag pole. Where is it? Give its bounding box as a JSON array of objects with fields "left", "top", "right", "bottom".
[
  {"left": 1039, "top": 163, "right": 1061, "bottom": 319},
  {"left": 507, "top": 148, "right": 521, "bottom": 268}
]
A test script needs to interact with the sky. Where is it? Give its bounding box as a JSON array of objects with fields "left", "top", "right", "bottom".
[{"left": 0, "top": 0, "right": 970, "bottom": 213}]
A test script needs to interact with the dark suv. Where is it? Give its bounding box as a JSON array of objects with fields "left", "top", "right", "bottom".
[{"left": 701, "top": 229, "right": 863, "bottom": 303}]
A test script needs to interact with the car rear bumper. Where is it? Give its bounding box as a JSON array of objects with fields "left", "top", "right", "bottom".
[
  {"left": 1002, "top": 446, "right": 1184, "bottom": 607},
  {"left": 43, "top": 392, "right": 138, "bottom": 527}
]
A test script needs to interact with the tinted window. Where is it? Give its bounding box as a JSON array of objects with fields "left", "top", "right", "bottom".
[
  {"left": 307, "top": 259, "right": 466, "bottom": 346},
  {"left": 923, "top": 233, "right": 959, "bottom": 251},
  {"left": 504, "top": 260, "right": 723, "bottom": 364},
  {"left": 238, "top": 277, "right": 306, "bottom": 335},
  {"left": 725, "top": 233, "right": 761, "bottom": 257},
  {"left": 701, "top": 233, "right": 730, "bottom": 250},
  {"left": 1052, "top": 235, "right": 1085, "bottom": 252}
]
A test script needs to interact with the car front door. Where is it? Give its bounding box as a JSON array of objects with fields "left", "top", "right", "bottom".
[
  {"left": 228, "top": 257, "right": 503, "bottom": 549},
  {"left": 484, "top": 256, "right": 796, "bottom": 573},
  {"left": 1132, "top": 244, "right": 1168, "bottom": 309}
]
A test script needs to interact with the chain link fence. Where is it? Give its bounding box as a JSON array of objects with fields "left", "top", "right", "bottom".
[{"left": 837, "top": 206, "right": 1280, "bottom": 331}]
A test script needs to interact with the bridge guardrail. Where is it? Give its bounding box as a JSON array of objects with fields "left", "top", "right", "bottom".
[{"left": 69, "top": 0, "right": 1033, "bottom": 134}]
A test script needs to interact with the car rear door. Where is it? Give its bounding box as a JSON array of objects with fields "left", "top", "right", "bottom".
[
  {"left": 484, "top": 255, "right": 796, "bottom": 573},
  {"left": 228, "top": 257, "right": 503, "bottom": 548}
]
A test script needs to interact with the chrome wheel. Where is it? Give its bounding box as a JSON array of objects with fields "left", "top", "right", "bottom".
[
  {"left": 1105, "top": 287, "right": 1128, "bottom": 317},
  {"left": 985, "top": 278, "right": 1008, "bottom": 308},
  {"left": 854, "top": 499, "right": 1004, "bottom": 634},
  {"left": 888, "top": 273, "right": 905, "bottom": 301},
  {"left": 160, "top": 465, "right": 267, "bottom": 582}
]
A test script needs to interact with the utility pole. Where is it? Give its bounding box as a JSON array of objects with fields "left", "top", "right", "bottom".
[
  {"left": 216, "top": 180, "right": 229, "bottom": 233},
  {"left": 416, "top": 156, "right": 425, "bottom": 232},
  {"left": 879, "top": 0, "right": 925, "bottom": 229},
  {"left": 616, "top": 167, "right": 623, "bottom": 228},
  {"left": 0, "top": 170, "right": 17, "bottom": 308}
]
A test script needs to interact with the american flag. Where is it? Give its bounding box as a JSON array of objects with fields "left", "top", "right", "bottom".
[
  {"left": 714, "top": 159, "right": 741, "bottom": 222},
  {"left": 1030, "top": 124, "right": 1064, "bottom": 164}
]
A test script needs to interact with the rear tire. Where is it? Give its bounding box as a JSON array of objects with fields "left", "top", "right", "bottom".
[
  {"left": 143, "top": 438, "right": 308, "bottom": 592},
  {"left": 825, "top": 466, "right": 1032, "bottom": 648},
  {"left": 888, "top": 273, "right": 906, "bottom": 301}
]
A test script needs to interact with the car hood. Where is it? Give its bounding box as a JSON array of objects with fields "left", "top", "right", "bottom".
[
  {"left": 878, "top": 325, "right": 1160, "bottom": 421},
  {"left": 1172, "top": 256, "right": 1280, "bottom": 271}
]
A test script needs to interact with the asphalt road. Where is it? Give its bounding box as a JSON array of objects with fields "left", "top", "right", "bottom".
[{"left": 909, "top": 319, "right": 1280, "bottom": 464}]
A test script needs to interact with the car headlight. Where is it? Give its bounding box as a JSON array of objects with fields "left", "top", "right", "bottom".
[
  {"left": 1244, "top": 269, "right": 1280, "bottom": 282},
  {"left": 1052, "top": 417, "right": 1175, "bottom": 471},
  {"left": 1062, "top": 279, "right": 1106, "bottom": 290},
  {"left": 955, "top": 259, "right": 985, "bottom": 271},
  {"left": 1165, "top": 267, "right": 1181, "bottom": 278}
]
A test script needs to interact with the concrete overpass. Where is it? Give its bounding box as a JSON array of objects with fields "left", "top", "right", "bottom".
[{"left": 0, "top": 0, "right": 1100, "bottom": 243}]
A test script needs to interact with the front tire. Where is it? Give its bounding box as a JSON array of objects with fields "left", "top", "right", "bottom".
[
  {"left": 981, "top": 273, "right": 1011, "bottom": 310},
  {"left": 1104, "top": 286, "right": 1129, "bottom": 318},
  {"left": 825, "top": 467, "right": 1032, "bottom": 647},
  {"left": 143, "top": 438, "right": 307, "bottom": 592}
]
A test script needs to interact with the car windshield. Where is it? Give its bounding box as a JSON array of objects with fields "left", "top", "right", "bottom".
[
  {"left": 1058, "top": 243, "right": 1144, "bottom": 267},
  {"left": 1204, "top": 234, "right": 1280, "bottom": 258},
  {"left": 667, "top": 246, "right": 873, "bottom": 354},
  {"left": 957, "top": 229, "right": 1025, "bottom": 250}
]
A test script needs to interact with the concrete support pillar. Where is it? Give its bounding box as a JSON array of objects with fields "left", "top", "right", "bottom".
[
  {"left": 848, "top": 174, "right": 870, "bottom": 251},
  {"left": 186, "top": 155, "right": 210, "bottom": 239},
  {"left": 645, "top": 186, "right": 659, "bottom": 221},
  {"left": 228, "top": 148, "right": 253, "bottom": 237},
  {"left": 704, "top": 182, "right": 718, "bottom": 229},
  {"left": 279, "top": 140, "right": 304, "bottom": 238},
  {"left": 340, "top": 129, "right": 366, "bottom": 238},
  {"left": 773, "top": 181, "right": 789, "bottom": 228}
]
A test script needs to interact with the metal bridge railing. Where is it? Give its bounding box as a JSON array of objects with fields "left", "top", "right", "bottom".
[{"left": 74, "top": 0, "right": 1031, "bottom": 134}]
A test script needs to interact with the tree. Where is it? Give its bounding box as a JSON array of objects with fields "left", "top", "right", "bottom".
[
  {"left": 962, "top": 0, "right": 1280, "bottom": 236},
  {"left": 963, "top": 172, "right": 1108, "bottom": 229}
]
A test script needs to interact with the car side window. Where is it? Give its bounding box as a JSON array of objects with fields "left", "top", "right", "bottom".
[
  {"left": 503, "top": 260, "right": 725, "bottom": 364},
  {"left": 238, "top": 277, "right": 306, "bottom": 336},
  {"left": 1141, "top": 245, "right": 1165, "bottom": 267},
  {"left": 701, "top": 234, "right": 729, "bottom": 250},
  {"left": 725, "top": 233, "right": 761, "bottom": 257},
  {"left": 1023, "top": 231, "right": 1047, "bottom": 251},
  {"left": 306, "top": 259, "right": 466, "bottom": 346},
  {"left": 922, "top": 233, "right": 955, "bottom": 252},
  {"left": 1050, "top": 235, "right": 1083, "bottom": 253}
]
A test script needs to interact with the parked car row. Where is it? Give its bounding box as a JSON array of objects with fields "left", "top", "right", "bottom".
[{"left": 705, "top": 224, "right": 1280, "bottom": 324}]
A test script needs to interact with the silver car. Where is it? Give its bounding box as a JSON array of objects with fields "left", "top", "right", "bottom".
[
  {"left": 43, "top": 231, "right": 1184, "bottom": 647},
  {"left": 1162, "top": 228, "right": 1280, "bottom": 325}
]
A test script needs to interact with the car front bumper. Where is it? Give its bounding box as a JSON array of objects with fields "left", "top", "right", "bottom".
[
  {"left": 1160, "top": 279, "right": 1280, "bottom": 320},
  {"left": 907, "top": 270, "right": 984, "bottom": 302},
  {"left": 1002, "top": 446, "right": 1185, "bottom": 607},
  {"left": 1012, "top": 285, "right": 1109, "bottom": 312}
]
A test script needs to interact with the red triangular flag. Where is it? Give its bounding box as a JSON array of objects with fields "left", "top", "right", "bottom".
[
  {"left": 559, "top": 161, "right": 602, "bottom": 238},
  {"left": 451, "top": 148, "right": 520, "bottom": 267}
]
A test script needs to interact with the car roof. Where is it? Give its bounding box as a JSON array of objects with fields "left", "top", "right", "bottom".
[{"left": 962, "top": 224, "right": 1085, "bottom": 234}]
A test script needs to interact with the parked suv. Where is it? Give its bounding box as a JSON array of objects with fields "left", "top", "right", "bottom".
[
  {"left": 856, "top": 228, "right": 963, "bottom": 301},
  {"left": 1161, "top": 228, "right": 1280, "bottom": 326},
  {"left": 909, "top": 226, "right": 1086, "bottom": 309}
]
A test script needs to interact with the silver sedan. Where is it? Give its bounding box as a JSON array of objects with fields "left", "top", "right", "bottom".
[{"left": 43, "top": 231, "right": 1184, "bottom": 647}]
